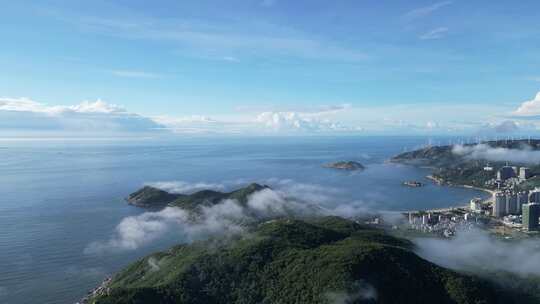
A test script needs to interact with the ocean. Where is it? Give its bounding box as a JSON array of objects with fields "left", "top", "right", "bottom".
[{"left": 0, "top": 136, "right": 489, "bottom": 304}]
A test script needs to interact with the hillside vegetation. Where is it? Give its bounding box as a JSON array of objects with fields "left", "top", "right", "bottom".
[
  {"left": 127, "top": 183, "right": 269, "bottom": 210},
  {"left": 391, "top": 140, "right": 540, "bottom": 190},
  {"left": 88, "top": 217, "right": 532, "bottom": 304}
]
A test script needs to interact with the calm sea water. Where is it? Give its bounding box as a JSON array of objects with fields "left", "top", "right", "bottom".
[{"left": 0, "top": 136, "right": 489, "bottom": 304}]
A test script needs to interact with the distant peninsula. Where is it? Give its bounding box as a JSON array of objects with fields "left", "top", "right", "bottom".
[
  {"left": 391, "top": 139, "right": 540, "bottom": 191},
  {"left": 323, "top": 161, "right": 365, "bottom": 171},
  {"left": 126, "top": 183, "right": 269, "bottom": 210}
]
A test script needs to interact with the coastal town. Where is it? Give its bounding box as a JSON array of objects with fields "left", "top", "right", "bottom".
[{"left": 401, "top": 164, "right": 540, "bottom": 238}]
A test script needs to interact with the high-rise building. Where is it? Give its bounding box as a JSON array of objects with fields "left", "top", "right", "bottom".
[
  {"left": 470, "top": 198, "right": 482, "bottom": 213},
  {"left": 519, "top": 167, "right": 531, "bottom": 181},
  {"left": 493, "top": 192, "right": 506, "bottom": 217},
  {"left": 497, "top": 166, "right": 516, "bottom": 180},
  {"left": 522, "top": 203, "right": 540, "bottom": 231},
  {"left": 517, "top": 191, "right": 529, "bottom": 214},
  {"left": 529, "top": 188, "right": 540, "bottom": 203},
  {"left": 506, "top": 193, "right": 518, "bottom": 214}
]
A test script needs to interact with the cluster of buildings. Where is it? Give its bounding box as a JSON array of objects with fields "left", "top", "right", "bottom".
[
  {"left": 404, "top": 162, "right": 540, "bottom": 237},
  {"left": 492, "top": 188, "right": 540, "bottom": 231},
  {"left": 484, "top": 163, "right": 540, "bottom": 231},
  {"left": 485, "top": 165, "right": 531, "bottom": 189},
  {"left": 407, "top": 209, "right": 478, "bottom": 237},
  {"left": 496, "top": 165, "right": 530, "bottom": 181}
]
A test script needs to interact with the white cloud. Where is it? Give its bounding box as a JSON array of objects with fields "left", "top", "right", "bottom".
[
  {"left": 415, "top": 228, "right": 540, "bottom": 278},
  {"left": 0, "top": 97, "right": 163, "bottom": 135},
  {"left": 419, "top": 27, "right": 449, "bottom": 40},
  {"left": 65, "top": 100, "right": 126, "bottom": 114},
  {"left": 85, "top": 179, "right": 382, "bottom": 253},
  {"left": 147, "top": 181, "right": 226, "bottom": 194},
  {"left": 85, "top": 207, "right": 192, "bottom": 253},
  {"left": 0, "top": 97, "right": 126, "bottom": 114},
  {"left": 479, "top": 120, "right": 524, "bottom": 134},
  {"left": 152, "top": 115, "right": 250, "bottom": 134},
  {"left": 513, "top": 92, "right": 540, "bottom": 116},
  {"left": 403, "top": 1, "right": 453, "bottom": 21},
  {"left": 0, "top": 97, "right": 46, "bottom": 112},
  {"left": 254, "top": 104, "right": 360, "bottom": 133},
  {"left": 325, "top": 281, "right": 378, "bottom": 304},
  {"left": 452, "top": 143, "right": 540, "bottom": 164}
]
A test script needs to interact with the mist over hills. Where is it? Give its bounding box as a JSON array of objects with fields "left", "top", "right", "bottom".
[
  {"left": 87, "top": 217, "right": 531, "bottom": 304},
  {"left": 82, "top": 182, "right": 540, "bottom": 303}
]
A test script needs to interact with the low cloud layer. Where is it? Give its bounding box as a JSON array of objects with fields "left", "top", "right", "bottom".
[
  {"left": 325, "top": 280, "right": 378, "bottom": 304},
  {"left": 415, "top": 229, "right": 540, "bottom": 278},
  {"left": 85, "top": 200, "right": 246, "bottom": 254},
  {"left": 452, "top": 143, "right": 540, "bottom": 164},
  {"left": 85, "top": 187, "right": 320, "bottom": 254},
  {"left": 85, "top": 181, "right": 382, "bottom": 254},
  {"left": 147, "top": 181, "right": 227, "bottom": 194}
]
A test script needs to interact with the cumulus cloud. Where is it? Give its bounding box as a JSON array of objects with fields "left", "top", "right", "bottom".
[
  {"left": 513, "top": 92, "right": 540, "bottom": 117},
  {"left": 0, "top": 97, "right": 163, "bottom": 135},
  {"left": 452, "top": 143, "right": 540, "bottom": 164},
  {"left": 254, "top": 105, "right": 360, "bottom": 133},
  {"left": 415, "top": 229, "right": 540, "bottom": 278}
]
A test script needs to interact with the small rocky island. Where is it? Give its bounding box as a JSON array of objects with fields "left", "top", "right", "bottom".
[
  {"left": 126, "top": 183, "right": 269, "bottom": 210},
  {"left": 323, "top": 161, "right": 365, "bottom": 171}
]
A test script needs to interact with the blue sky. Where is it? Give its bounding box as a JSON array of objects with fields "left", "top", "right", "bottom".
[{"left": 2, "top": 0, "right": 540, "bottom": 137}]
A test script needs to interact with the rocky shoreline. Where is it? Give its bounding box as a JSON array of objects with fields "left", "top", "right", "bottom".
[{"left": 76, "top": 277, "right": 111, "bottom": 304}]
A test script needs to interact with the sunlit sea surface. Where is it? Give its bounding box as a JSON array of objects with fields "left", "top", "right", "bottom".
[{"left": 0, "top": 136, "right": 489, "bottom": 304}]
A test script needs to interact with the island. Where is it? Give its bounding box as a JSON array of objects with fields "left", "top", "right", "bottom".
[
  {"left": 126, "top": 183, "right": 269, "bottom": 210},
  {"left": 82, "top": 216, "right": 526, "bottom": 304},
  {"left": 323, "top": 160, "right": 365, "bottom": 171}
]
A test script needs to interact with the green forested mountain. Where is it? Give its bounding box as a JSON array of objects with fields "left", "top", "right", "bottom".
[
  {"left": 127, "top": 183, "right": 269, "bottom": 209},
  {"left": 391, "top": 140, "right": 540, "bottom": 190},
  {"left": 88, "top": 217, "right": 531, "bottom": 304}
]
